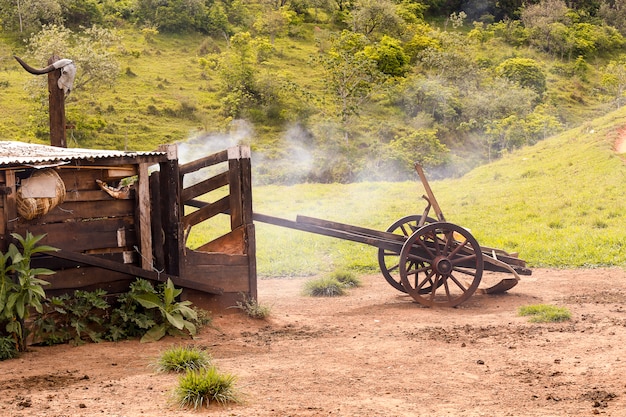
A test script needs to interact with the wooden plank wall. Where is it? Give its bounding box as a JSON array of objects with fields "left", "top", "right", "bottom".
[{"left": 0, "top": 164, "right": 142, "bottom": 293}]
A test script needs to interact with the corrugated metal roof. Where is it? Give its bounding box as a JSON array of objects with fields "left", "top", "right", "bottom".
[{"left": 0, "top": 141, "right": 165, "bottom": 166}]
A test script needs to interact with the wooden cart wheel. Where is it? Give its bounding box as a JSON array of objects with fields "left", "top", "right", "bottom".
[
  {"left": 377, "top": 215, "right": 436, "bottom": 293},
  {"left": 399, "top": 222, "right": 483, "bottom": 307}
]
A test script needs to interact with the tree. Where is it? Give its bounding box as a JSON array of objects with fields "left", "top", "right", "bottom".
[
  {"left": 350, "top": 0, "right": 404, "bottom": 38},
  {"left": 363, "top": 35, "right": 409, "bottom": 76},
  {"left": 26, "top": 24, "right": 120, "bottom": 93},
  {"left": 496, "top": 57, "right": 546, "bottom": 95},
  {"left": 602, "top": 59, "right": 626, "bottom": 108},
  {"left": 0, "top": 0, "right": 62, "bottom": 33},
  {"left": 316, "top": 30, "right": 387, "bottom": 133}
]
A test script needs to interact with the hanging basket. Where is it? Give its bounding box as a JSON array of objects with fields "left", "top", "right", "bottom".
[{"left": 16, "top": 169, "right": 66, "bottom": 220}]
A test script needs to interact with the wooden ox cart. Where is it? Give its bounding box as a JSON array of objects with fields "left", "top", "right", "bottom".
[{"left": 253, "top": 164, "right": 531, "bottom": 307}]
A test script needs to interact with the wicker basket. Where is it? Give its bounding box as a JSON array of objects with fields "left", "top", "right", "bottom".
[{"left": 17, "top": 169, "right": 66, "bottom": 220}]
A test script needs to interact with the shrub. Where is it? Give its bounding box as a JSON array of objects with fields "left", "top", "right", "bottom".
[
  {"left": 174, "top": 367, "right": 240, "bottom": 409},
  {"left": 154, "top": 345, "right": 212, "bottom": 373},
  {"left": 518, "top": 304, "right": 571, "bottom": 322}
]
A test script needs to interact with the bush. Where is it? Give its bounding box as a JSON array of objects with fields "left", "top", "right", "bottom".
[
  {"left": 154, "top": 345, "right": 212, "bottom": 373},
  {"left": 174, "top": 367, "right": 240, "bottom": 409},
  {"left": 0, "top": 336, "right": 18, "bottom": 360}
]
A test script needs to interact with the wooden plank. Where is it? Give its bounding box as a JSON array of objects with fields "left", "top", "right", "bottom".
[
  {"left": 180, "top": 171, "right": 229, "bottom": 203},
  {"left": 12, "top": 218, "right": 136, "bottom": 252},
  {"left": 57, "top": 169, "right": 108, "bottom": 191},
  {"left": 240, "top": 149, "right": 253, "bottom": 226},
  {"left": 159, "top": 145, "right": 183, "bottom": 277},
  {"left": 182, "top": 253, "right": 250, "bottom": 293},
  {"left": 21, "top": 199, "right": 135, "bottom": 224},
  {"left": 49, "top": 249, "right": 224, "bottom": 295},
  {"left": 149, "top": 172, "right": 166, "bottom": 272},
  {"left": 179, "top": 149, "right": 228, "bottom": 176},
  {"left": 46, "top": 268, "right": 133, "bottom": 291},
  {"left": 64, "top": 189, "right": 123, "bottom": 202},
  {"left": 5, "top": 169, "right": 16, "bottom": 231},
  {"left": 136, "top": 163, "right": 152, "bottom": 270},
  {"left": 246, "top": 223, "right": 257, "bottom": 300},
  {"left": 195, "top": 226, "right": 245, "bottom": 254},
  {"left": 253, "top": 213, "right": 402, "bottom": 251},
  {"left": 183, "top": 195, "right": 229, "bottom": 230},
  {"left": 228, "top": 157, "right": 243, "bottom": 230}
]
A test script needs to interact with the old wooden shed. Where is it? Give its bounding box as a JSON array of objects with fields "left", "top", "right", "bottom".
[{"left": 0, "top": 141, "right": 256, "bottom": 311}]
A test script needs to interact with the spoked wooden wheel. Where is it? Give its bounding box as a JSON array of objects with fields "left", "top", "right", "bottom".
[
  {"left": 399, "top": 222, "right": 483, "bottom": 307},
  {"left": 377, "top": 215, "right": 436, "bottom": 293}
]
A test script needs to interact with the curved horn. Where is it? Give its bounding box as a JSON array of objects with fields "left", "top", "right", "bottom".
[{"left": 14, "top": 55, "right": 56, "bottom": 75}]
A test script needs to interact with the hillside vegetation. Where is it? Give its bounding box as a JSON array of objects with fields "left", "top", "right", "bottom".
[
  {"left": 1, "top": 0, "right": 626, "bottom": 182},
  {"left": 186, "top": 105, "right": 626, "bottom": 275}
]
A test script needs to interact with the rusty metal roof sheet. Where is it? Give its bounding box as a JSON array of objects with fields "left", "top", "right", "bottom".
[{"left": 0, "top": 141, "right": 165, "bottom": 167}]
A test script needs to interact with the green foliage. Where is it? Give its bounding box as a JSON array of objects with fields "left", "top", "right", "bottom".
[
  {"left": 230, "top": 294, "right": 271, "bottom": 319},
  {"left": 518, "top": 304, "right": 572, "bottom": 323},
  {"left": 174, "top": 367, "right": 240, "bottom": 409},
  {"left": 132, "top": 278, "right": 198, "bottom": 343},
  {"left": 0, "top": 336, "right": 18, "bottom": 360},
  {"left": 33, "top": 289, "right": 110, "bottom": 345},
  {"left": 154, "top": 345, "right": 212, "bottom": 373},
  {"left": 0, "top": 232, "right": 57, "bottom": 352},
  {"left": 496, "top": 57, "right": 546, "bottom": 95}
]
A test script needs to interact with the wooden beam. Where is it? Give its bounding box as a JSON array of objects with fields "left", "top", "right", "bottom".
[
  {"left": 49, "top": 249, "right": 223, "bottom": 295},
  {"left": 137, "top": 163, "right": 153, "bottom": 270},
  {"left": 47, "top": 55, "right": 66, "bottom": 148}
]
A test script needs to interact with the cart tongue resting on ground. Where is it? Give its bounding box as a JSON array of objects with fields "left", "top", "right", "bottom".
[{"left": 253, "top": 164, "right": 531, "bottom": 308}]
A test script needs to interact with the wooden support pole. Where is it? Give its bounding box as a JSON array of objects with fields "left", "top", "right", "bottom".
[
  {"left": 158, "top": 144, "right": 182, "bottom": 277},
  {"left": 47, "top": 55, "right": 66, "bottom": 148}
]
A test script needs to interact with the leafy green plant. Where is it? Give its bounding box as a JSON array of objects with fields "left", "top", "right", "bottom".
[
  {"left": 154, "top": 345, "right": 212, "bottom": 373},
  {"left": 132, "top": 278, "right": 198, "bottom": 343},
  {"left": 230, "top": 294, "right": 271, "bottom": 319},
  {"left": 0, "top": 336, "right": 19, "bottom": 360},
  {"left": 518, "top": 304, "right": 572, "bottom": 323},
  {"left": 0, "top": 232, "right": 57, "bottom": 351},
  {"left": 174, "top": 367, "right": 240, "bottom": 409},
  {"left": 303, "top": 277, "right": 346, "bottom": 297},
  {"left": 106, "top": 279, "right": 159, "bottom": 341},
  {"left": 32, "top": 289, "right": 110, "bottom": 345}
]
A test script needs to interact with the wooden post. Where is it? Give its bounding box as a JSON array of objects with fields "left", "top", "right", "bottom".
[
  {"left": 47, "top": 55, "right": 66, "bottom": 148},
  {"left": 158, "top": 144, "right": 183, "bottom": 277}
]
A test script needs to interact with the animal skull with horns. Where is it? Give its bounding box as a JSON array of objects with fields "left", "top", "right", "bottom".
[{"left": 14, "top": 56, "right": 77, "bottom": 96}]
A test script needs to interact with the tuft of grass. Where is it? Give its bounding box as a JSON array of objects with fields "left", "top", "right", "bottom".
[
  {"left": 230, "top": 294, "right": 271, "bottom": 319},
  {"left": 174, "top": 367, "right": 240, "bottom": 409},
  {"left": 153, "top": 345, "right": 212, "bottom": 373},
  {"left": 303, "top": 276, "right": 346, "bottom": 297},
  {"left": 329, "top": 270, "right": 362, "bottom": 288},
  {"left": 518, "top": 304, "right": 572, "bottom": 323}
]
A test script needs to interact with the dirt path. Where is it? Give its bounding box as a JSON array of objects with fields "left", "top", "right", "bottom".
[{"left": 1, "top": 268, "right": 626, "bottom": 416}]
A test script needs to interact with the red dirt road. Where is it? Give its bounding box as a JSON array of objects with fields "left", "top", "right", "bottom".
[{"left": 1, "top": 268, "right": 626, "bottom": 416}]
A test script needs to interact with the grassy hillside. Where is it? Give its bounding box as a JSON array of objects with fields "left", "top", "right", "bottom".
[{"left": 189, "top": 105, "right": 626, "bottom": 276}]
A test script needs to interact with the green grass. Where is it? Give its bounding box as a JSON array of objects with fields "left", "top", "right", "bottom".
[
  {"left": 187, "top": 105, "right": 626, "bottom": 277},
  {"left": 303, "top": 276, "right": 347, "bottom": 297},
  {"left": 174, "top": 367, "right": 240, "bottom": 409},
  {"left": 153, "top": 345, "right": 212, "bottom": 373},
  {"left": 230, "top": 294, "right": 271, "bottom": 319},
  {"left": 518, "top": 304, "right": 572, "bottom": 323}
]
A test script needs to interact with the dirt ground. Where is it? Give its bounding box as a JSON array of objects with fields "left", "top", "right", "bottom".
[{"left": 1, "top": 268, "right": 626, "bottom": 417}]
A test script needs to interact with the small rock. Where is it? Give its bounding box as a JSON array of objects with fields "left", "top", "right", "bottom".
[{"left": 477, "top": 360, "right": 485, "bottom": 365}]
